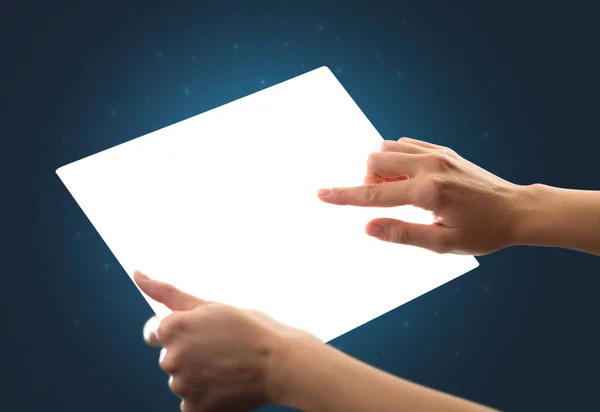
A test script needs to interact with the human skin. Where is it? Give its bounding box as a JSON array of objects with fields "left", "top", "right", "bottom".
[
  {"left": 137, "top": 136, "right": 599, "bottom": 411},
  {"left": 135, "top": 271, "right": 499, "bottom": 412},
  {"left": 318, "top": 137, "right": 600, "bottom": 256}
]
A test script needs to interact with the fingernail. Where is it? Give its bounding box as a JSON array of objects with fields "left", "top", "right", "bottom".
[
  {"left": 367, "top": 224, "right": 385, "bottom": 239},
  {"left": 318, "top": 188, "right": 332, "bottom": 197},
  {"left": 136, "top": 270, "right": 149, "bottom": 280},
  {"left": 143, "top": 316, "right": 162, "bottom": 344}
]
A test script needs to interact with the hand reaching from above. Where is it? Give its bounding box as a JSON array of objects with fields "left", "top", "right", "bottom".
[{"left": 318, "top": 137, "right": 526, "bottom": 255}]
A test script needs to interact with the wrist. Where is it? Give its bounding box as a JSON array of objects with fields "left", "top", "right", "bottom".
[
  {"left": 265, "top": 329, "right": 328, "bottom": 408},
  {"left": 508, "top": 183, "right": 558, "bottom": 248}
]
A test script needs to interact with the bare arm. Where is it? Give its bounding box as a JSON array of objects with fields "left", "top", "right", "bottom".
[
  {"left": 275, "top": 335, "right": 499, "bottom": 412},
  {"left": 512, "top": 184, "right": 600, "bottom": 256},
  {"left": 134, "top": 271, "right": 501, "bottom": 412}
]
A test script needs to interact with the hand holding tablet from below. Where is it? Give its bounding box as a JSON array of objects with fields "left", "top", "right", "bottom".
[
  {"left": 134, "top": 270, "right": 319, "bottom": 412},
  {"left": 135, "top": 270, "right": 498, "bottom": 412}
]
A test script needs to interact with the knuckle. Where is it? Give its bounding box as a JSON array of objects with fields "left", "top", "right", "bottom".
[
  {"left": 333, "top": 187, "right": 348, "bottom": 203},
  {"left": 397, "top": 136, "right": 410, "bottom": 143},
  {"left": 180, "top": 400, "right": 195, "bottom": 412},
  {"left": 367, "top": 152, "right": 381, "bottom": 168},
  {"left": 160, "top": 351, "right": 181, "bottom": 373},
  {"left": 425, "top": 152, "right": 452, "bottom": 171},
  {"left": 440, "top": 147, "right": 457, "bottom": 157},
  {"left": 164, "top": 283, "right": 179, "bottom": 297},
  {"left": 169, "top": 377, "right": 189, "bottom": 396},
  {"left": 159, "top": 314, "right": 187, "bottom": 341},
  {"left": 380, "top": 140, "right": 395, "bottom": 152},
  {"left": 362, "top": 184, "right": 382, "bottom": 202},
  {"left": 419, "top": 175, "right": 446, "bottom": 209},
  {"left": 391, "top": 225, "right": 410, "bottom": 245}
]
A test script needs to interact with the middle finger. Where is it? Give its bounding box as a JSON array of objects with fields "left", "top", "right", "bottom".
[{"left": 365, "top": 152, "right": 424, "bottom": 184}]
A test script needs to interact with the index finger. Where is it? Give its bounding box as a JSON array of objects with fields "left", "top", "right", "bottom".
[
  {"left": 134, "top": 271, "right": 208, "bottom": 311},
  {"left": 317, "top": 180, "right": 418, "bottom": 207}
]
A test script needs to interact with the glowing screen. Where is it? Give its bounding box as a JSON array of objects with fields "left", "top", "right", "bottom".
[{"left": 56, "top": 67, "right": 479, "bottom": 342}]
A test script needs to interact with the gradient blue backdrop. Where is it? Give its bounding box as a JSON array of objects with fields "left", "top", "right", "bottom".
[{"left": 13, "top": 1, "right": 600, "bottom": 411}]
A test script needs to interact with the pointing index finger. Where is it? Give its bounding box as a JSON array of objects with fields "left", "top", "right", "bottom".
[
  {"left": 134, "top": 270, "right": 207, "bottom": 311},
  {"left": 317, "top": 180, "right": 418, "bottom": 207}
]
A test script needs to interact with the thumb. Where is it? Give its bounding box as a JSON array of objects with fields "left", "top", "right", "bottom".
[
  {"left": 366, "top": 218, "right": 453, "bottom": 254},
  {"left": 133, "top": 270, "right": 206, "bottom": 311}
]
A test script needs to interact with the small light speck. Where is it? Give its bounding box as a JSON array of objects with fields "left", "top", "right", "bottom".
[
  {"left": 103, "top": 263, "right": 110, "bottom": 271},
  {"left": 191, "top": 56, "right": 196, "bottom": 60},
  {"left": 260, "top": 79, "right": 266, "bottom": 85},
  {"left": 434, "top": 311, "right": 438, "bottom": 315},
  {"left": 460, "top": 320, "right": 465, "bottom": 326},
  {"left": 76, "top": 232, "right": 81, "bottom": 239},
  {"left": 336, "top": 67, "right": 342, "bottom": 73},
  {"left": 335, "top": 36, "right": 339, "bottom": 41},
  {"left": 109, "top": 108, "right": 116, "bottom": 116},
  {"left": 232, "top": 43, "right": 239, "bottom": 51},
  {"left": 61, "top": 137, "right": 67, "bottom": 144},
  {"left": 397, "top": 71, "right": 403, "bottom": 78},
  {"left": 484, "top": 285, "right": 490, "bottom": 292},
  {"left": 145, "top": 99, "right": 151, "bottom": 104},
  {"left": 403, "top": 321, "right": 409, "bottom": 328},
  {"left": 375, "top": 52, "right": 380, "bottom": 59},
  {"left": 110, "top": 305, "right": 115, "bottom": 310},
  {"left": 283, "top": 42, "right": 289, "bottom": 47},
  {"left": 156, "top": 51, "right": 163, "bottom": 58},
  {"left": 317, "top": 23, "right": 324, "bottom": 31},
  {"left": 483, "top": 132, "right": 489, "bottom": 139},
  {"left": 454, "top": 352, "right": 459, "bottom": 357},
  {"left": 184, "top": 87, "right": 191, "bottom": 96},
  {"left": 461, "top": 75, "right": 466, "bottom": 80}
]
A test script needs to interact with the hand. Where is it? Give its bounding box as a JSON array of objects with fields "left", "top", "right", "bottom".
[
  {"left": 134, "top": 271, "right": 318, "bottom": 412},
  {"left": 318, "top": 137, "right": 525, "bottom": 255}
]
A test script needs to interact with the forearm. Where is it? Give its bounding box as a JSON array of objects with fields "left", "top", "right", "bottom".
[
  {"left": 512, "top": 184, "right": 600, "bottom": 255},
  {"left": 276, "top": 337, "right": 498, "bottom": 412}
]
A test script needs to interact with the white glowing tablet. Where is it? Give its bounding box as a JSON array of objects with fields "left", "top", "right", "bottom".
[{"left": 56, "top": 66, "right": 478, "bottom": 343}]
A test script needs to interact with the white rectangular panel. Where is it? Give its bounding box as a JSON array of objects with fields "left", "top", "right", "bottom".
[{"left": 56, "top": 67, "right": 479, "bottom": 342}]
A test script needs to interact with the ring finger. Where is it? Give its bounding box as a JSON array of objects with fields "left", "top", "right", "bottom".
[
  {"left": 380, "top": 139, "right": 430, "bottom": 154},
  {"left": 396, "top": 137, "right": 443, "bottom": 150}
]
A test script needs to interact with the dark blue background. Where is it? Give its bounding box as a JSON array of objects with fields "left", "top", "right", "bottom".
[{"left": 13, "top": 1, "right": 600, "bottom": 411}]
